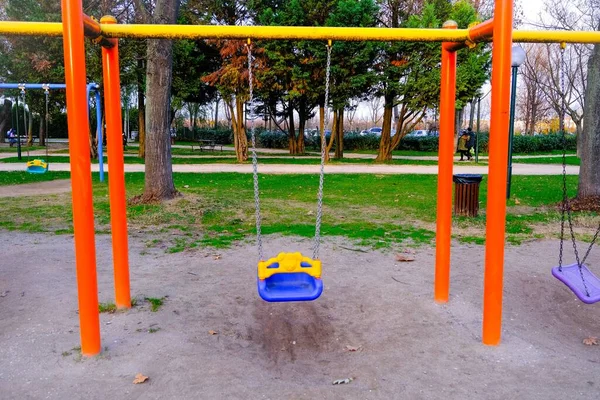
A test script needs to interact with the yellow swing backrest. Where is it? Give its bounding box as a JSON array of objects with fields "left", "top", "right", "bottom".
[{"left": 258, "top": 252, "right": 322, "bottom": 280}]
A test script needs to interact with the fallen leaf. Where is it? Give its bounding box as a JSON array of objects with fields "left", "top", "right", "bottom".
[
  {"left": 395, "top": 254, "right": 415, "bottom": 262},
  {"left": 515, "top": 198, "right": 521, "bottom": 205},
  {"left": 333, "top": 377, "right": 354, "bottom": 385},
  {"left": 213, "top": 254, "right": 222, "bottom": 260},
  {"left": 307, "top": 210, "right": 314, "bottom": 216},
  {"left": 183, "top": 185, "right": 190, "bottom": 188},
  {"left": 583, "top": 337, "right": 598, "bottom": 346},
  {"left": 133, "top": 373, "right": 149, "bottom": 384},
  {"left": 208, "top": 330, "right": 218, "bottom": 335},
  {"left": 345, "top": 345, "right": 361, "bottom": 352}
]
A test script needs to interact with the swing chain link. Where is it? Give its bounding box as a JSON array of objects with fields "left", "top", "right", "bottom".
[
  {"left": 313, "top": 43, "right": 332, "bottom": 260},
  {"left": 247, "top": 43, "right": 264, "bottom": 261}
]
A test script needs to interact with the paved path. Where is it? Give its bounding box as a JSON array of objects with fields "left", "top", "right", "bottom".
[{"left": 0, "top": 161, "right": 580, "bottom": 175}]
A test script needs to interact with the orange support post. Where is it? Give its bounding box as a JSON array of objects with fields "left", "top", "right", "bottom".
[
  {"left": 434, "top": 20, "right": 458, "bottom": 303},
  {"left": 101, "top": 16, "right": 131, "bottom": 310},
  {"left": 482, "top": 0, "right": 514, "bottom": 345},
  {"left": 61, "top": 0, "right": 101, "bottom": 356}
]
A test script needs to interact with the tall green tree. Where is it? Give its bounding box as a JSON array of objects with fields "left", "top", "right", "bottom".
[{"left": 374, "top": 0, "right": 489, "bottom": 162}]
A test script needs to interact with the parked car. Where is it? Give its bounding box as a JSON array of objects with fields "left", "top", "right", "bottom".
[
  {"left": 407, "top": 129, "right": 428, "bottom": 137},
  {"left": 368, "top": 127, "right": 383, "bottom": 136}
]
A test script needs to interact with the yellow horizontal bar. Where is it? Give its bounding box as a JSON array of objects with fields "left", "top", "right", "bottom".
[
  {"left": 513, "top": 30, "right": 600, "bottom": 44},
  {"left": 100, "top": 24, "right": 469, "bottom": 42},
  {"left": 2, "top": 21, "right": 600, "bottom": 44},
  {"left": 0, "top": 21, "right": 63, "bottom": 36}
]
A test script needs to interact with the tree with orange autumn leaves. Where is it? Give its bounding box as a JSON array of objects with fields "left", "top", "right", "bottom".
[{"left": 202, "top": 41, "right": 265, "bottom": 162}]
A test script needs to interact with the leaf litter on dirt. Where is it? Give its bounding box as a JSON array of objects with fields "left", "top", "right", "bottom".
[
  {"left": 133, "top": 373, "right": 149, "bottom": 384},
  {"left": 583, "top": 337, "right": 598, "bottom": 346}
]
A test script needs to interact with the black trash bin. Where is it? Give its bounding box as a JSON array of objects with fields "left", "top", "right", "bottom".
[{"left": 453, "top": 174, "right": 483, "bottom": 217}]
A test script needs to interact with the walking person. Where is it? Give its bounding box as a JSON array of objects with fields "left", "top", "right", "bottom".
[
  {"left": 7, "top": 128, "right": 17, "bottom": 147},
  {"left": 456, "top": 131, "right": 471, "bottom": 161},
  {"left": 466, "top": 127, "right": 476, "bottom": 157}
]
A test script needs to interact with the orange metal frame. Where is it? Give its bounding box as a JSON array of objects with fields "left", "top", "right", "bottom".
[
  {"left": 57, "top": 0, "right": 513, "bottom": 354},
  {"left": 434, "top": 4, "right": 513, "bottom": 345},
  {"left": 60, "top": 6, "right": 131, "bottom": 356}
]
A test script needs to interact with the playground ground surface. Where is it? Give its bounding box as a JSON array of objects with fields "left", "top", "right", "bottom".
[{"left": 1, "top": 231, "right": 599, "bottom": 399}]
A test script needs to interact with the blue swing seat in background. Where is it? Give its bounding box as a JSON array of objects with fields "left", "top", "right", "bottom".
[
  {"left": 552, "top": 263, "right": 600, "bottom": 304},
  {"left": 257, "top": 252, "right": 324, "bottom": 302},
  {"left": 26, "top": 159, "right": 48, "bottom": 174}
]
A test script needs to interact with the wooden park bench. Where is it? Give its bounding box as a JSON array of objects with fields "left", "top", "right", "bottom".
[{"left": 190, "top": 139, "right": 223, "bottom": 152}]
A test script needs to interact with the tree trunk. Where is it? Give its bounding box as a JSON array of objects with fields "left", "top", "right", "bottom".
[
  {"left": 214, "top": 96, "right": 219, "bottom": 129},
  {"left": 469, "top": 100, "right": 476, "bottom": 129},
  {"left": 231, "top": 96, "right": 248, "bottom": 162},
  {"left": 334, "top": 108, "right": 344, "bottom": 159},
  {"left": 287, "top": 101, "right": 298, "bottom": 154},
  {"left": 137, "top": 58, "right": 146, "bottom": 158},
  {"left": 577, "top": 43, "right": 600, "bottom": 199},
  {"left": 297, "top": 117, "right": 305, "bottom": 154},
  {"left": 319, "top": 104, "right": 328, "bottom": 161},
  {"left": 0, "top": 99, "right": 12, "bottom": 143},
  {"left": 26, "top": 111, "right": 33, "bottom": 146},
  {"left": 236, "top": 96, "right": 248, "bottom": 162},
  {"left": 454, "top": 108, "right": 463, "bottom": 144},
  {"left": 296, "top": 98, "right": 306, "bottom": 154},
  {"left": 38, "top": 115, "right": 44, "bottom": 147},
  {"left": 140, "top": 0, "right": 179, "bottom": 202},
  {"left": 324, "top": 109, "right": 337, "bottom": 162},
  {"left": 375, "top": 96, "right": 394, "bottom": 162}
]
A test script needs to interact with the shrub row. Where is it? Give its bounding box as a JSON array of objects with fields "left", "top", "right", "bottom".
[{"left": 175, "top": 128, "right": 577, "bottom": 154}]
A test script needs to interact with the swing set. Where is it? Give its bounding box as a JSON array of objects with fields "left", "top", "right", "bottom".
[
  {"left": 0, "top": 82, "right": 105, "bottom": 180},
  {"left": 1, "top": 0, "right": 600, "bottom": 355}
]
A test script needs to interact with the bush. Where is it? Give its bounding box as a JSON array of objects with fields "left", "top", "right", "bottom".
[
  {"left": 475, "top": 133, "right": 576, "bottom": 154},
  {"left": 257, "top": 130, "right": 288, "bottom": 149}
]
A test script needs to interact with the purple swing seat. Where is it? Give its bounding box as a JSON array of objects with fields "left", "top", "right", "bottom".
[{"left": 552, "top": 263, "right": 600, "bottom": 304}]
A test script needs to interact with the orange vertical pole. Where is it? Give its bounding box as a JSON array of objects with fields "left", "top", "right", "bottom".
[
  {"left": 101, "top": 16, "right": 131, "bottom": 309},
  {"left": 61, "top": 0, "right": 101, "bottom": 356},
  {"left": 434, "top": 20, "right": 458, "bottom": 303},
  {"left": 482, "top": 0, "right": 514, "bottom": 345}
]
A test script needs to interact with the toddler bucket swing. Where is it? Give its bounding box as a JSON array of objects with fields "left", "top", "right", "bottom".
[
  {"left": 247, "top": 40, "right": 332, "bottom": 302},
  {"left": 24, "top": 85, "right": 50, "bottom": 174}
]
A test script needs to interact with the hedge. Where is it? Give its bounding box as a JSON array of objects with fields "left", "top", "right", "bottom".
[{"left": 172, "top": 128, "right": 578, "bottom": 154}]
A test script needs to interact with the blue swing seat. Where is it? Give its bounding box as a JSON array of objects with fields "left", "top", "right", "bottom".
[
  {"left": 26, "top": 159, "right": 48, "bottom": 174},
  {"left": 257, "top": 252, "right": 323, "bottom": 302},
  {"left": 552, "top": 263, "right": 600, "bottom": 304}
]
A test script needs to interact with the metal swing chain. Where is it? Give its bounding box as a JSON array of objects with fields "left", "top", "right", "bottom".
[
  {"left": 558, "top": 44, "right": 590, "bottom": 296},
  {"left": 20, "top": 88, "right": 28, "bottom": 156},
  {"left": 313, "top": 43, "right": 332, "bottom": 260},
  {"left": 44, "top": 86, "right": 49, "bottom": 164},
  {"left": 247, "top": 42, "right": 264, "bottom": 261}
]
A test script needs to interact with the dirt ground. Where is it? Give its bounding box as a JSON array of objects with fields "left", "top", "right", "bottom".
[{"left": 1, "top": 231, "right": 599, "bottom": 400}]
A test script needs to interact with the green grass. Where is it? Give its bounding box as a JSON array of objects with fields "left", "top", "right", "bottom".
[
  {"left": 514, "top": 156, "right": 580, "bottom": 165},
  {"left": 0, "top": 145, "right": 48, "bottom": 153},
  {"left": 0, "top": 171, "right": 71, "bottom": 185},
  {"left": 145, "top": 297, "right": 165, "bottom": 312},
  {"left": 0, "top": 171, "right": 592, "bottom": 251},
  {"left": 98, "top": 302, "right": 117, "bottom": 313}
]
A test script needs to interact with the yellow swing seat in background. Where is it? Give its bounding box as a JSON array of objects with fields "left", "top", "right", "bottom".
[{"left": 26, "top": 159, "right": 48, "bottom": 174}]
